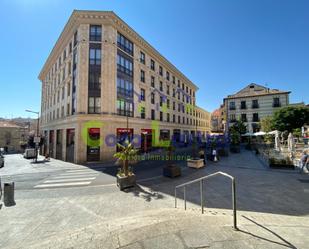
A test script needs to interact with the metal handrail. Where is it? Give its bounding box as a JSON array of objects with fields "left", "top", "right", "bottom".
[{"left": 175, "top": 171, "right": 238, "bottom": 230}]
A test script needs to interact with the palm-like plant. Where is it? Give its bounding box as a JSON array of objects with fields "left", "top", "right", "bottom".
[{"left": 114, "top": 141, "right": 138, "bottom": 177}]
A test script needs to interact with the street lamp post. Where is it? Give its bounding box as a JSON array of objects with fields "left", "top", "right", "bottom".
[{"left": 25, "top": 110, "right": 40, "bottom": 162}]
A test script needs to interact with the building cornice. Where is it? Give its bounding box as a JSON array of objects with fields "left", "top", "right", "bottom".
[
  {"left": 223, "top": 91, "right": 291, "bottom": 101},
  {"left": 39, "top": 10, "right": 198, "bottom": 90}
]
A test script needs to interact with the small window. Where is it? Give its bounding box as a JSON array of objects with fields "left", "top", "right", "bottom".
[
  {"left": 140, "top": 51, "right": 145, "bottom": 64},
  {"left": 140, "top": 70, "right": 145, "bottom": 82},
  {"left": 140, "top": 107, "right": 145, "bottom": 119},
  {"left": 140, "top": 88, "right": 145, "bottom": 101},
  {"left": 151, "top": 76, "right": 155, "bottom": 87},
  {"left": 159, "top": 66, "right": 163, "bottom": 76},
  {"left": 150, "top": 59, "right": 155, "bottom": 71},
  {"left": 151, "top": 109, "right": 155, "bottom": 120}
]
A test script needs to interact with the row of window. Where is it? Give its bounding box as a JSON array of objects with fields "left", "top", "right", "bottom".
[
  {"left": 229, "top": 98, "right": 281, "bottom": 110},
  {"left": 229, "top": 113, "right": 260, "bottom": 123},
  {"left": 139, "top": 52, "right": 195, "bottom": 96},
  {"left": 44, "top": 103, "right": 71, "bottom": 122},
  {"left": 117, "top": 54, "right": 133, "bottom": 76}
]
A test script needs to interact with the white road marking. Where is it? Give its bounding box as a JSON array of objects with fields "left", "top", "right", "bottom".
[
  {"left": 60, "top": 172, "right": 99, "bottom": 176},
  {"left": 52, "top": 174, "right": 98, "bottom": 179},
  {"left": 43, "top": 177, "right": 96, "bottom": 183},
  {"left": 34, "top": 181, "right": 91, "bottom": 188},
  {"left": 65, "top": 169, "right": 96, "bottom": 173}
]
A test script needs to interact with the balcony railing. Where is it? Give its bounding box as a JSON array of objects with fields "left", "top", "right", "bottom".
[
  {"left": 252, "top": 118, "right": 260, "bottom": 122},
  {"left": 252, "top": 104, "right": 259, "bottom": 109},
  {"left": 229, "top": 107, "right": 236, "bottom": 110},
  {"left": 240, "top": 105, "right": 247, "bottom": 110}
]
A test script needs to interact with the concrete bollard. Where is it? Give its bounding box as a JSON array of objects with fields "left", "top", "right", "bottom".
[{"left": 4, "top": 182, "right": 15, "bottom": 206}]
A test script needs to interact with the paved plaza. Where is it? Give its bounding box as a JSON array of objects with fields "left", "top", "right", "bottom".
[{"left": 1, "top": 149, "right": 309, "bottom": 248}]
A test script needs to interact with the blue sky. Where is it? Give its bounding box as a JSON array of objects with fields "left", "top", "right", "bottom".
[{"left": 0, "top": 0, "right": 308, "bottom": 119}]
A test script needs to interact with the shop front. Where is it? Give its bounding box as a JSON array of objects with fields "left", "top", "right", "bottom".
[
  {"left": 141, "top": 129, "right": 152, "bottom": 153},
  {"left": 160, "top": 129, "right": 170, "bottom": 141},
  {"left": 116, "top": 128, "right": 133, "bottom": 152},
  {"left": 66, "top": 128, "right": 75, "bottom": 162},
  {"left": 56, "top": 129, "right": 63, "bottom": 160},
  {"left": 49, "top": 130, "right": 54, "bottom": 157},
  {"left": 87, "top": 128, "right": 100, "bottom": 161},
  {"left": 172, "top": 129, "right": 181, "bottom": 143}
]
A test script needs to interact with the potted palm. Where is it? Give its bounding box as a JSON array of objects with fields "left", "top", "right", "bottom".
[
  {"left": 163, "top": 145, "right": 181, "bottom": 177},
  {"left": 187, "top": 139, "right": 205, "bottom": 168},
  {"left": 114, "top": 141, "right": 138, "bottom": 190}
]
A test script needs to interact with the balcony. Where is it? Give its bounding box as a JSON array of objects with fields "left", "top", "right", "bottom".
[
  {"left": 252, "top": 118, "right": 260, "bottom": 122},
  {"left": 229, "top": 107, "right": 236, "bottom": 110},
  {"left": 229, "top": 119, "right": 236, "bottom": 123},
  {"left": 252, "top": 104, "right": 259, "bottom": 109},
  {"left": 240, "top": 105, "right": 247, "bottom": 110}
]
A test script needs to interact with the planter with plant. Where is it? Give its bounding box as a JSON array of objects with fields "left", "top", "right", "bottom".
[
  {"left": 268, "top": 157, "right": 294, "bottom": 169},
  {"left": 114, "top": 141, "right": 138, "bottom": 190},
  {"left": 230, "top": 129, "right": 241, "bottom": 153},
  {"left": 187, "top": 138, "right": 204, "bottom": 168},
  {"left": 163, "top": 145, "right": 181, "bottom": 178},
  {"left": 229, "top": 120, "right": 246, "bottom": 153}
]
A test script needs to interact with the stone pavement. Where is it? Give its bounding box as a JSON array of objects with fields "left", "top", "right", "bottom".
[{"left": 1, "top": 150, "right": 309, "bottom": 248}]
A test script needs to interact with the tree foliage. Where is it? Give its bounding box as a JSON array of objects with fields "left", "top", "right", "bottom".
[
  {"left": 272, "top": 106, "right": 309, "bottom": 132},
  {"left": 229, "top": 120, "right": 246, "bottom": 145},
  {"left": 260, "top": 116, "right": 274, "bottom": 132}
]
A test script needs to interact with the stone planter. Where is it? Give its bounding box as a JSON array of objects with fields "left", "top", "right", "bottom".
[
  {"left": 116, "top": 174, "right": 136, "bottom": 190},
  {"left": 269, "top": 163, "right": 295, "bottom": 170},
  {"left": 187, "top": 158, "right": 205, "bottom": 168},
  {"left": 163, "top": 165, "right": 181, "bottom": 178}
]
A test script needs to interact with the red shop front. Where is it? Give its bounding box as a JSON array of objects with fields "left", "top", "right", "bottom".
[
  {"left": 141, "top": 129, "right": 153, "bottom": 153},
  {"left": 87, "top": 128, "right": 100, "bottom": 161},
  {"left": 116, "top": 128, "right": 134, "bottom": 152}
]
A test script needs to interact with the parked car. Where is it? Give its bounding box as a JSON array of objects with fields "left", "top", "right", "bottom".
[
  {"left": 0, "top": 154, "right": 4, "bottom": 168},
  {"left": 24, "top": 148, "right": 37, "bottom": 159}
]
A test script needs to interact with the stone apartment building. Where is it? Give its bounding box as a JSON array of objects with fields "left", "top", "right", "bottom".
[
  {"left": 224, "top": 83, "right": 290, "bottom": 133},
  {"left": 39, "top": 10, "right": 210, "bottom": 163},
  {"left": 0, "top": 121, "right": 28, "bottom": 153}
]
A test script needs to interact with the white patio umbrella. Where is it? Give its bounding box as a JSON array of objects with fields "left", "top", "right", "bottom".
[
  {"left": 254, "top": 131, "right": 266, "bottom": 136},
  {"left": 268, "top": 130, "right": 278, "bottom": 135},
  {"left": 241, "top": 132, "right": 255, "bottom": 136}
]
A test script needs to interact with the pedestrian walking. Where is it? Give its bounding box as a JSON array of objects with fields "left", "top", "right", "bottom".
[{"left": 300, "top": 151, "right": 308, "bottom": 173}]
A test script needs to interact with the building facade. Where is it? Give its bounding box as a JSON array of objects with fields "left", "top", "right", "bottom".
[
  {"left": 0, "top": 121, "right": 28, "bottom": 153},
  {"left": 224, "top": 83, "right": 290, "bottom": 133},
  {"left": 211, "top": 104, "right": 225, "bottom": 133},
  {"left": 39, "top": 10, "right": 210, "bottom": 163}
]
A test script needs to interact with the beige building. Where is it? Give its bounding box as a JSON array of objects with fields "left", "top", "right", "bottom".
[
  {"left": 211, "top": 104, "right": 225, "bottom": 133},
  {"left": 224, "top": 83, "right": 290, "bottom": 133},
  {"left": 0, "top": 121, "right": 28, "bottom": 153},
  {"left": 39, "top": 10, "right": 210, "bottom": 163}
]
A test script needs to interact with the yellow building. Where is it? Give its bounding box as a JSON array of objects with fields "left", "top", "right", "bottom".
[{"left": 39, "top": 10, "right": 210, "bottom": 163}]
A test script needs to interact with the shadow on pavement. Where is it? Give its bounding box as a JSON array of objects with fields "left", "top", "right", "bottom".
[{"left": 239, "top": 215, "right": 297, "bottom": 249}]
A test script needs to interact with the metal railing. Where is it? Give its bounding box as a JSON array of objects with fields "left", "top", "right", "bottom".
[{"left": 175, "top": 171, "right": 238, "bottom": 230}]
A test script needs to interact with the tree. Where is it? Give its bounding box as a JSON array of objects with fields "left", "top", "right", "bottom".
[
  {"left": 229, "top": 120, "right": 246, "bottom": 145},
  {"left": 229, "top": 120, "right": 247, "bottom": 135},
  {"left": 272, "top": 106, "right": 309, "bottom": 132},
  {"left": 260, "top": 116, "right": 274, "bottom": 132}
]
